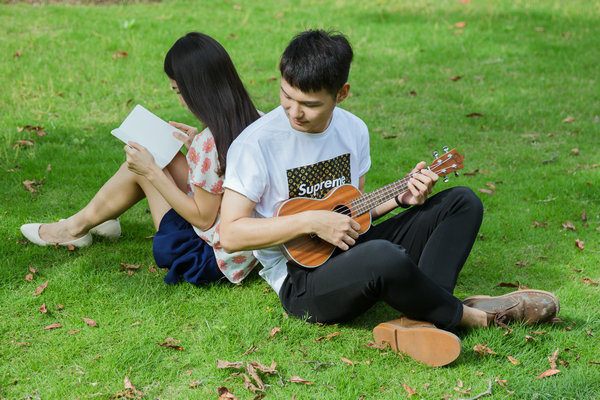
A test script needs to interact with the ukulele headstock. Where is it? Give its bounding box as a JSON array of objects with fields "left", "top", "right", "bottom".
[{"left": 429, "top": 147, "right": 463, "bottom": 182}]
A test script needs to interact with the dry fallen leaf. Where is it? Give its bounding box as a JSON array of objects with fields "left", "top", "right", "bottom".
[
  {"left": 68, "top": 330, "right": 80, "bottom": 335},
  {"left": 467, "top": 112, "right": 484, "bottom": 118},
  {"left": 449, "top": 75, "right": 462, "bottom": 81},
  {"left": 562, "top": 116, "right": 575, "bottom": 123},
  {"left": 23, "top": 179, "right": 43, "bottom": 194},
  {"left": 240, "top": 344, "right": 259, "bottom": 357},
  {"left": 157, "top": 337, "right": 183, "bottom": 350},
  {"left": 112, "top": 49, "right": 128, "bottom": 59},
  {"left": 562, "top": 221, "right": 576, "bottom": 230},
  {"left": 473, "top": 343, "right": 497, "bottom": 356},
  {"left": 340, "top": 357, "right": 357, "bottom": 366},
  {"left": 83, "top": 317, "right": 98, "bottom": 327},
  {"left": 33, "top": 281, "right": 48, "bottom": 296},
  {"left": 217, "top": 386, "right": 239, "bottom": 400},
  {"left": 575, "top": 239, "right": 584, "bottom": 250},
  {"left": 478, "top": 188, "right": 494, "bottom": 194},
  {"left": 548, "top": 348, "right": 559, "bottom": 369},
  {"left": 148, "top": 265, "right": 157, "bottom": 273},
  {"left": 25, "top": 273, "right": 34, "bottom": 282},
  {"left": 362, "top": 340, "right": 385, "bottom": 350},
  {"left": 269, "top": 327, "right": 281, "bottom": 339},
  {"left": 581, "top": 277, "right": 599, "bottom": 285},
  {"left": 455, "top": 22, "right": 467, "bottom": 28},
  {"left": 39, "top": 303, "right": 47, "bottom": 314},
  {"left": 44, "top": 323, "right": 62, "bottom": 330},
  {"left": 507, "top": 356, "right": 520, "bottom": 365},
  {"left": 289, "top": 375, "right": 314, "bottom": 385},
  {"left": 217, "top": 360, "right": 245, "bottom": 370},
  {"left": 403, "top": 383, "right": 418, "bottom": 397},
  {"left": 536, "top": 369, "right": 560, "bottom": 379},
  {"left": 314, "top": 331, "right": 341, "bottom": 342}
]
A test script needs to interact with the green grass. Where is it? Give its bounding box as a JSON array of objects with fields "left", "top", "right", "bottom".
[{"left": 1, "top": 0, "right": 599, "bottom": 398}]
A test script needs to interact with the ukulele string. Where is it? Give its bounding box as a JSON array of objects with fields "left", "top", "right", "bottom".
[{"left": 330, "top": 161, "right": 452, "bottom": 218}]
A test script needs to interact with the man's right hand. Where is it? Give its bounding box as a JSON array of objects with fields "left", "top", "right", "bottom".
[{"left": 305, "top": 210, "right": 361, "bottom": 251}]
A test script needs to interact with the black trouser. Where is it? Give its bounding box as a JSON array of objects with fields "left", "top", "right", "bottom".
[{"left": 279, "top": 187, "right": 483, "bottom": 330}]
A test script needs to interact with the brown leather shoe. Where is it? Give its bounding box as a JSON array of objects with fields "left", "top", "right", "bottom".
[
  {"left": 462, "top": 289, "right": 560, "bottom": 327},
  {"left": 373, "top": 317, "right": 461, "bottom": 367}
]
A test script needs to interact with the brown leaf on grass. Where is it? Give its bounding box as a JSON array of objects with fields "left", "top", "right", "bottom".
[
  {"left": 68, "top": 330, "right": 80, "bottom": 335},
  {"left": 130, "top": 321, "right": 141, "bottom": 327},
  {"left": 148, "top": 265, "right": 157, "bottom": 273},
  {"left": 569, "top": 265, "right": 582, "bottom": 273},
  {"left": 525, "top": 335, "right": 536, "bottom": 341},
  {"left": 587, "top": 329, "right": 594, "bottom": 336},
  {"left": 13, "top": 140, "right": 34, "bottom": 148},
  {"left": 25, "top": 273, "right": 34, "bottom": 281},
  {"left": 581, "top": 277, "right": 599, "bottom": 285},
  {"left": 485, "top": 182, "right": 497, "bottom": 191},
  {"left": 266, "top": 76, "right": 277, "bottom": 82},
  {"left": 217, "top": 360, "right": 245, "bottom": 369},
  {"left": 536, "top": 369, "right": 560, "bottom": 379},
  {"left": 467, "top": 112, "right": 484, "bottom": 118},
  {"left": 495, "top": 281, "right": 519, "bottom": 288},
  {"left": 289, "top": 375, "right": 314, "bottom": 385},
  {"left": 240, "top": 344, "right": 259, "bottom": 357},
  {"left": 56, "top": 304, "right": 64, "bottom": 310},
  {"left": 217, "top": 386, "right": 239, "bottom": 400},
  {"left": 581, "top": 209, "right": 587, "bottom": 221},
  {"left": 477, "top": 188, "right": 494, "bottom": 194},
  {"left": 455, "top": 22, "right": 467, "bottom": 28},
  {"left": 34, "top": 280, "right": 48, "bottom": 295},
  {"left": 269, "top": 327, "right": 281, "bottom": 339},
  {"left": 449, "top": 75, "right": 462, "bottom": 81},
  {"left": 23, "top": 179, "right": 43, "bottom": 194},
  {"left": 562, "top": 116, "right": 575, "bottom": 123},
  {"left": 39, "top": 303, "right": 47, "bottom": 314},
  {"left": 29, "top": 266, "right": 37, "bottom": 274},
  {"left": 562, "top": 221, "right": 576, "bottom": 230},
  {"left": 507, "top": 356, "right": 520, "bottom": 365},
  {"left": 314, "top": 331, "right": 341, "bottom": 342},
  {"left": 20, "top": 125, "right": 45, "bottom": 133},
  {"left": 362, "top": 340, "right": 385, "bottom": 350},
  {"left": 157, "top": 337, "right": 183, "bottom": 350},
  {"left": 83, "top": 317, "right": 98, "bottom": 327},
  {"left": 515, "top": 261, "right": 529, "bottom": 267},
  {"left": 473, "top": 343, "right": 497, "bottom": 356},
  {"left": 403, "top": 383, "right": 419, "bottom": 397},
  {"left": 340, "top": 357, "right": 357, "bottom": 366},
  {"left": 112, "top": 49, "right": 128, "bottom": 58},
  {"left": 548, "top": 348, "right": 559, "bottom": 369},
  {"left": 110, "top": 376, "right": 144, "bottom": 399},
  {"left": 575, "top": 239, "right": 584, "bottom": 250},
  {"left": 120, "top": 263, "right": 141, "bottom": 271},
  {"left": 44, "top": 323, "right": 62, "bottom": 330}
]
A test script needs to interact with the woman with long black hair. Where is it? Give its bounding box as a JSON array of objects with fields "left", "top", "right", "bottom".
[{"left": 20, "top": 32, "right": 260, "bottom": 285}]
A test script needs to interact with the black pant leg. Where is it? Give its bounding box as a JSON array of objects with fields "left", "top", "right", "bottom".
[{"left": 279, "top": 239, "right": 463, "bottom": 329}]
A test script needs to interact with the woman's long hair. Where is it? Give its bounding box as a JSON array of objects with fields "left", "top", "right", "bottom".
[{"left": 164, "top": 32, "right": 259, "bottom": 174}]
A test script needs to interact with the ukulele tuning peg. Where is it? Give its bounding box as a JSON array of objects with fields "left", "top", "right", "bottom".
[
  {"left": 443, "top": 176, "right": 449, "bottom": 183},
  {"left": 443, "top": 145, "right": 449, "bottom": 152},
  {"left": 454, "top": 171, "right": 459, "bottom": 177},
  {"left": 432, "top": 151, "right": 439, "bottom": 158}
]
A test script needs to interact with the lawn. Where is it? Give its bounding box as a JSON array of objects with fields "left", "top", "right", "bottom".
[{"left": 1, "top": 0, "right": 599, "bottom": 399}]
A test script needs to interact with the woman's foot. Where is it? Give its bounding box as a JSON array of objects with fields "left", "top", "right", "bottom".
[{"left": 21, "top": 221, "right": 92, "bottom": 247}]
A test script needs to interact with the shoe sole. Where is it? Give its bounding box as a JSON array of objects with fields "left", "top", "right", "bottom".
[
  {"left": 463, "top": 289, "right": 560, "bottom": 316},
  {"left": 373, "top": 323, "right": 461, "bottom": 367}
]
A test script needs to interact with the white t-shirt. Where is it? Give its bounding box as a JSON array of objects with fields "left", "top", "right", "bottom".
[
  {"left": 186, "top": 127, "right": 257, "bottom": 283},
  {"left": 224, "top": 106, "right": 371, "bottom": 293}
]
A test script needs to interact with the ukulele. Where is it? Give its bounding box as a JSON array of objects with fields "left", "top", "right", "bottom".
[{"left": 275, "top": 147, "right": 464, "bottom": 268}]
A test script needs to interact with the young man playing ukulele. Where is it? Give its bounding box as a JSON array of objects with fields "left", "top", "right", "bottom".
[{"left": 220, "top": 30, "right": 559, "bottom": 367}]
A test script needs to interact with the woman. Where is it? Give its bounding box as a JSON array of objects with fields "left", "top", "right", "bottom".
[{"left": 20, "top": 32, "right": 260, "bottom": 285}]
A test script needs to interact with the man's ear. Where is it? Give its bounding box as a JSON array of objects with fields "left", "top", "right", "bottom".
[{"left": 336, "top": 83, "right": 351, "bottom": 103}]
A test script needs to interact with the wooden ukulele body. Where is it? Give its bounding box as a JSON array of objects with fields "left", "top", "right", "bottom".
[{"left": 274, "top": 184, "right": 372, "bottom": 268}]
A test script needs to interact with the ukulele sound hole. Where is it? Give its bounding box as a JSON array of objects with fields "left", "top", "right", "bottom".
[{"left": 333, "top": 204, "right": 352, "bottom": 217}]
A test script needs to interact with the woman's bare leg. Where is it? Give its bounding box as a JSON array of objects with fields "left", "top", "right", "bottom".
[{"left": 38, "top": 152, "right": 189, "bottom": 242}]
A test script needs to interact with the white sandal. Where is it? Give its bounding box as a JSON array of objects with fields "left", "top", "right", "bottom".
[{"left": 89, "top": 219, "right": 121, "bottom": 239}]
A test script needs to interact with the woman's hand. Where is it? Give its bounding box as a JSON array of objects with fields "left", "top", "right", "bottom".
[
  {"left": 169, "top": 121, "right": 199, "bottom": 150},
  {"left": 124, "top": 141, "right": 157, "bottom": 177},
  {"left": 397, "top": 161, "right": 439, "bottom": 207}
]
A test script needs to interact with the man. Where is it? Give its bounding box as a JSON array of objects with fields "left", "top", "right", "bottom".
[{"left": 220, "top": 30, "right": 559, "bottom": 367}]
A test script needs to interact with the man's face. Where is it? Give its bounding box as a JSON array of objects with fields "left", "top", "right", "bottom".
[{"left": 279, "top": 78, "right": 341, "bottom": 134}]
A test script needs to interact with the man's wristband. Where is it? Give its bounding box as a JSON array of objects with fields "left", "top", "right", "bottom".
[{"left": 395, "top": 196, "right": 410, "bottom": 209}]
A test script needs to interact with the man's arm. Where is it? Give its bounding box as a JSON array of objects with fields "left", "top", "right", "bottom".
[
  {"left": 219, "top": 189, "right": 361, "bottom": 253},
  {"left": 370, "top": 161, "right": 439, "bottom": 220}
]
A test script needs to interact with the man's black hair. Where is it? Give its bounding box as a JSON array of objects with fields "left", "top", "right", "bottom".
[{"left": 279, "top": 29, "right": 353, "bottom": 97}]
